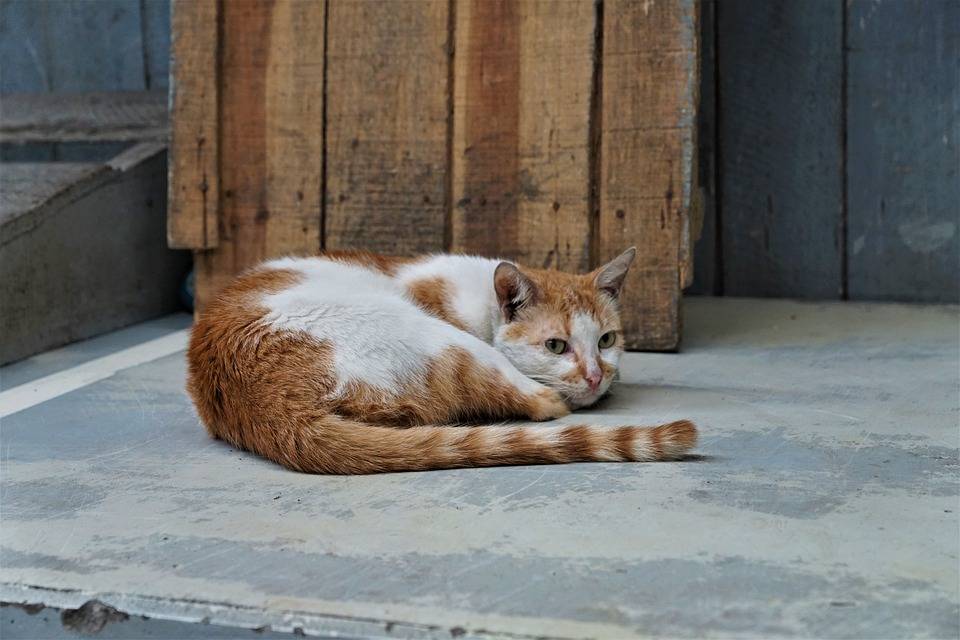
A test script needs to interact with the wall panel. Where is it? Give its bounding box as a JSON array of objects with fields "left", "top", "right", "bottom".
[
  {"left": 846, "top": 0, "right": 960, "bottom": 303},
  {"left": 717, "top": 0, "right": 843, "bottom": 299}
]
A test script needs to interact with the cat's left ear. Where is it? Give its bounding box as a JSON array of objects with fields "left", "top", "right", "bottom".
[
  {"left": 593, "top": 247, "right": 636, "bottom": 300},
  {"left": 494, "top": 262, "right": 539, "bottom": 322}
]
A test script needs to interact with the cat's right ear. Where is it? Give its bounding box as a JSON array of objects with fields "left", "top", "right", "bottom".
[
  {"left": 494, "top": 262, "right": 539, "bottom": 322},
  {"left": 593, "top": 246, "right": 636, "bottom": 300}
]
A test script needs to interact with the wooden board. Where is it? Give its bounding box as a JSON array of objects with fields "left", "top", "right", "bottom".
[
  {"left": 324, "top": 0, "right": 450, "bottom": 255},
  {"left": 717, "top": 0, "right": 843, "bottom": 299},
  {"left": 596, "top": 0, "right": 699, "bottom": 350},
  {"left": 846, "top": 0, "right": 959, "bottom": 303},
  {"left": 167, "top": 0, "right": 218, "bottom": 250},
  {"left": 168, "top": 0, "right": 700, "bottom": 349},
  {"left": 194, "top": 0, "right": 325, "bottom": 308},
  {"left": 450, "top": 0, "right": 596, "bottom": 272}
]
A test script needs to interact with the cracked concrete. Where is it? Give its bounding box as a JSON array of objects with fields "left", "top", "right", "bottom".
[{"left": 1, "top": 298, "right": 957, "bottom": 638}]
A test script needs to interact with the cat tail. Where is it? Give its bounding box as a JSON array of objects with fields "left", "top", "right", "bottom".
[{"left": 266, "top": 415, "right": 697, "bottom": 474}]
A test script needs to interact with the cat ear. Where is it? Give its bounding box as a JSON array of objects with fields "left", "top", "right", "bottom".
[
  {"left": 494, "top": 262, "right": 539, "bottom": 322},
  {"left": 593, "top": 247, "right": 636, "bottom": 300}
]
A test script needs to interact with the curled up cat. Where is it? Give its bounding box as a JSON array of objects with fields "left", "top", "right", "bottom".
[{"left": 187, "top": 248, "right": 697, "bottom": 474}]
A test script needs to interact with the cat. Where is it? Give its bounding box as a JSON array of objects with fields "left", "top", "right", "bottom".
[{"left": 187, "top": 248, "right": 697, "bottom": 474}]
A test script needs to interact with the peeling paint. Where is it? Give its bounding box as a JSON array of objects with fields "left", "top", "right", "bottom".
[{"left": 898, "top": 220, "right": 956, "bottom": 253}]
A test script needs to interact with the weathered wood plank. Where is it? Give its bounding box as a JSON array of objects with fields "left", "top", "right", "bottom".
[
  {"left": 597, "top": 0, "right": 698, "bottom": 350},
  {"left": 450, "top": 0, "right": 596, "bottom": 272},
  {"left": 0, "top": 91, "right": 167, "bottom": 143},
  {"left": 451, "top": 0, "right": 522, "bottom": 260},
  {"left": 168, "top": 0, "right": 218, "bottom": 250},
  {"left": 263, "top": 0, "right": 325, "bottom": 257},
  {"left": 195, "top": 0, "right": 324, "bottom": 309},
  {"left": 324, "top": 0, "right": 449, "bottom": 255},
  {"left": 847, "top": 0, "right": 959, "bottom": 303},
  {"left": 718, "top": 0, "right": 843, "bottom": 298}
]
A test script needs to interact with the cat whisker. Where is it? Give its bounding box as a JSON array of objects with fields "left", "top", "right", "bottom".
[{"left": 531, "top": 376, "right": 575, "bottom": 389}]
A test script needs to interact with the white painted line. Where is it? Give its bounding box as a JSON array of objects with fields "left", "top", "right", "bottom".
[{"left": 0, "top": 329, "right": 190, "bottom": 418}]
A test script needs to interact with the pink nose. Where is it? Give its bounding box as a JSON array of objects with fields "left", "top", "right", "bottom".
[{"left": 586, "top": 372, "right": 603, "bottom": 391}]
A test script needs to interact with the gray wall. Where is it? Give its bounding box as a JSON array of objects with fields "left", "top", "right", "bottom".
[
  {"left": 0, "top": 0, "right": 170, "bottom": 162},
  {"left": 2, "top": 0, "right": 956, "bottom": 303},
  {"left": 694, "top": 0, "right": 959, "bottom": 303},
  {"left": 0, "top": 0, "right": 169, "bottom": 93}
]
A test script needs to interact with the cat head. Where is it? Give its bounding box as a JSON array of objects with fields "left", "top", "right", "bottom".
[{"left": 492, "top": 248, "right": 636, "bottom": 409}]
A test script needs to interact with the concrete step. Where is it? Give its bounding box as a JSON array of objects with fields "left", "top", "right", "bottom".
[{"left": 1, "top": 143, "right": 190, "bottom": 364}]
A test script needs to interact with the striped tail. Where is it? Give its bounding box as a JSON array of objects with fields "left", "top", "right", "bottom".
[{"left": 253, "top": 415, "right": 698, "bottom": 474}]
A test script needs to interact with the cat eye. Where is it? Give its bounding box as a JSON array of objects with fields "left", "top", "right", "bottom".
[
  {"left": 598, "top": 331, "right": 617, "bottom": 349},
  {"left": 544, "top": 338, "right": 567, "bottom": 354}
]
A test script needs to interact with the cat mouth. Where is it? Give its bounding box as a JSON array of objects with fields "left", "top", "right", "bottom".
[
  {"left": 558, "top": 381, "right": 611, "bottom": 409},
  {"left": 527, "top": 373, "right": 609, "bottom": 408},
  {"left": 563, "top": 385, "right": 609, "bottom": 409}
]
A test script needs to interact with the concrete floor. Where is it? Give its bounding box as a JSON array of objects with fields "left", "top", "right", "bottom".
[{"left": 1, "top": 298, "right": 957, "bottom": 639}]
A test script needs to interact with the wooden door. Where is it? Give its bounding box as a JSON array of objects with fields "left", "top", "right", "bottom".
[{"left": 169, "top": 0, "right": 700, "bottom": 350}]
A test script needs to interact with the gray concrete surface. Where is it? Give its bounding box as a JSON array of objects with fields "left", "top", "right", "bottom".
[{"left": 1, "top": 298, "right": 957, "bottom": 639}]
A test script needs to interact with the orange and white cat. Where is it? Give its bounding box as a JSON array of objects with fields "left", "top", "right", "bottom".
[{"left": 187, "top": 249, "right": 696, "bottom": 474}]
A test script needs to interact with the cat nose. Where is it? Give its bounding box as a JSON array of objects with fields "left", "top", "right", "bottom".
[{"left": 586, "top": 371, "right": 603, "bottom": 391}]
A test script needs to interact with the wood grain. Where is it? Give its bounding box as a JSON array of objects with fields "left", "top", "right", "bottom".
[
  {"left": 451, "top": 0, "right": 596, "bottom": 272},
  {"left": 172, "top": 0, "right": 702, "bottom": 340},
  {"left": 718, "top": 0, "right": 843, "bottom": 298},
  {"left": 168, "top": 0, "right": 218, "bottom": 250},
  {"left": 846, "top": 0, "right": 959, "bottom": 303},
  {"left": 194, "top": 0, "right": 324, "bottom": 308},
  {"left": 597, "top": 0, "right": 699, "bottom": 350},
  {"left": 324, "top": 0, "right": 450, "bottom": 255}
]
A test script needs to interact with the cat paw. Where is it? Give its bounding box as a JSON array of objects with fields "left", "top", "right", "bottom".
[{"left": 526, "top": 388, "right": 571, "bottom": 421}]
